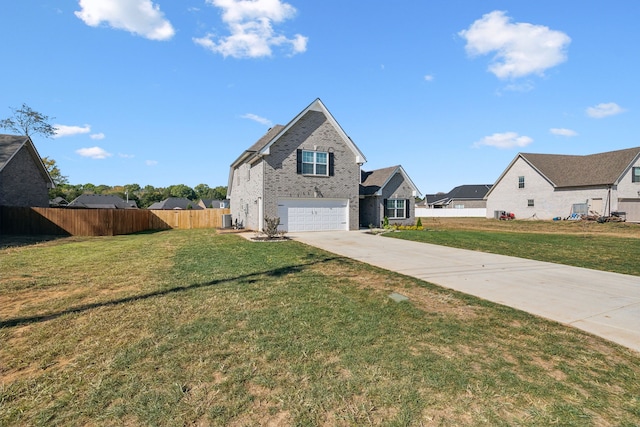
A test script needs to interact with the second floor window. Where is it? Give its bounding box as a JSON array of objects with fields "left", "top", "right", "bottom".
[
  {"left": 518, "top": 176, "right": 525, "bottom": 188},
  {"left": 633, "top": 167, "right": 640, "bottom": 183},
  {"left": 301, "top": 150, "right": 328, "bottom": 176}
]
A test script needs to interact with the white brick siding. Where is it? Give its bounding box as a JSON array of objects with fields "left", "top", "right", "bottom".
[{"left": 486, "top": 156, "right": 637, "bottom": 219}]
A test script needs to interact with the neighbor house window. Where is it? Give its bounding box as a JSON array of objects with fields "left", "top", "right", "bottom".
[
  {"left": 386, "top": 199, "right": 406, "bottom": 219},
  {"left": 527, "top": 199, "right": 534, "bottom": 207},
  {"left": 633, "top": 167, "right": 640, "bottom": 183},
  {"left": 518, "top": 176, "right": 525, "bottom": 188},
  {"left": 572, "top": 203, "right": 588, "bottom": 215},
  {"left": 301, "top": 150, "right": 328, "bottom": 175}
]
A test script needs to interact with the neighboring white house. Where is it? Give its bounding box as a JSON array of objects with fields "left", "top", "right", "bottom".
[{"left": 485, "top": 147, "right": 640, "bottom": 222}]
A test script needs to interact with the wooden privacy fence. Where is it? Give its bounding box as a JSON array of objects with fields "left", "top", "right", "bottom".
[
  {"left": 0, "top": 207, "right": 231, "bottom": 236},
  {"left": 149, "top": 209, "right": 230, "bottom": 230}
]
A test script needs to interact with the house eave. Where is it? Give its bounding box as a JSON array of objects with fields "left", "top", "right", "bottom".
[
  {"left": 1, "top": 135, "right": 55, "bottom": 187},
  {"left": 230, "top": 150, "right": 257, "bottom": 169},
  {"left": 257, "top": 98, "right": 367, "bottom": 166}
]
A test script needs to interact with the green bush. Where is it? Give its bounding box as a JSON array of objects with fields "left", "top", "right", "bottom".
[{"left": 382, "top": 216, "right": 389, "bottom": 228}]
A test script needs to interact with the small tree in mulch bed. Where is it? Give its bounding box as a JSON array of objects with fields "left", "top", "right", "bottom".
[{"left": 261, "top": 216, "right": 287, "bottom": 240}]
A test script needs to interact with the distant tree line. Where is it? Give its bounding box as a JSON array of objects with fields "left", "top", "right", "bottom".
[
  {"left": 45, "top": 157, "right": 226, "bottom": 208},
  {"left": 50, "top": 181, "right": 227, "bottom": 209}
]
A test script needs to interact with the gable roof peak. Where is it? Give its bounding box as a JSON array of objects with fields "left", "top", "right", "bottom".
[
  {"left": 231, "top": 99, "right": 367, "bottom": 169},
  {"left": 257, "top": 98, "right": 367, "bottom": 163},
  {"left": 360, "top": 165, "right": 421, "bottom": 197},
  {"left": 0, "top": 133, "right": 54, "bottom": 187}
]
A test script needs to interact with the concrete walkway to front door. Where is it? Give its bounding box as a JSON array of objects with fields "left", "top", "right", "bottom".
[{"left": 287, "top": 230, "right": 640, "bottom": 353}]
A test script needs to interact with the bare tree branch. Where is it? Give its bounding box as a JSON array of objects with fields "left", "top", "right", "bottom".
[{"left": 0, "top": 103, "right": 57, "bottom": 138}]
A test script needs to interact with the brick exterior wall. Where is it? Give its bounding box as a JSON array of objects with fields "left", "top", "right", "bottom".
[
  {"left": 0, "top": 145, "right": 50, "bottom": 207},
  {"left": 360, "top": 172, "right": 416, "bottom": 227},
  {"left": 486, "top": 156, "right": 628, "bottom": 219},
  {"left": 618, "top": 157, "right": 640, "bottom": 199},
  {"left": 230, "top": 110, "right": 362, "bottom": 230},
  {"left": 229, "top": 160, "right": 264, "bottom": 230}
]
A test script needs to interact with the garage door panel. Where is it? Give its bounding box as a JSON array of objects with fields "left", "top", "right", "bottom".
[
  {"left": 618, "top": 199, "right": 640, "bottom": 222},
  {"left": 277, "top": 199, "right": 348, "bottom": 232}
]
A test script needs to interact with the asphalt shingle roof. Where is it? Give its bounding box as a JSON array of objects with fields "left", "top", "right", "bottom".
[
  {"left": 521, "top": 147, "right": 640, "bottom": 187},
  {"left": 246, "top": 125, "right": 285, "bottom": 153},
  {"left": 360, "top": 166, "right": 399, "bottom": 196},
  {"left": 68, "top": 194, "right": 137, "bottom": 209},
  {"left": 445, "top": 184, "right": 492, "bottom": 200},
  {"left": 0, "top": 134, "right": 29, "bottom": 172},
  {"left": 148, "top": 197, "right": 201, "bottom": 210}
]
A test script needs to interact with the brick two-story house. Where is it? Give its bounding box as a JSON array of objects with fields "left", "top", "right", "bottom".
[{"left": 228, "top": 99, "right": 420, "bottom": 232}]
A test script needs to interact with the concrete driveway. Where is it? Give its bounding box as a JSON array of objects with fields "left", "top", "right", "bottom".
[{"left": 287, "top": 230, "right": 640, "bottom": 353}]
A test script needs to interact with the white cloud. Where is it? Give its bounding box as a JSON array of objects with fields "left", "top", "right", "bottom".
[
  {"left": 459, "top": 10, "right": 570, "bottom": 79},
  {"left": 194, "top": 0, "right": 307, "bottom": 58},
  {"left": 550, "top": 128, "right": 578, "bottom": 137},
  {"left": 424, "top": 74, "right": 434, "bottom": 82},
  {"left": 474, "top": 132, "right": 533, "bottom": 149},
  {"left": 500, "top": 81, "right": 534, "bottom": 93},
  {"left": 75, "top": 0, "right": 175, "bottom": 41},
  {"left": 76, "top": 146, "right": 112, "bottom": 159},
  {"left": 90, "top": 132, "right": 105, "bottom": 140},
  {"left": 146, "top": 160, "right": 158, "bottom": 166},
  {"left": 586, "top": 102, "right": 626, "bottom": 118},
  {"left": 53, "top": 124, "right": 91, "bottom": 138},
  {"left": 119, "top": 153, "right": 135, "bottom": 158},
  {"left": 241, "top": 113, "right": 272, "bottom": 126}
]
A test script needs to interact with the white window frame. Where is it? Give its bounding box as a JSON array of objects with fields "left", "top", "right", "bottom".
[
  {"left": 386, "top": 199, "right": 406, "bottom": 219},
  {"left": 632, "top": 167, "right": 640, "bottom": 183},
  {"left": 301, "top": 150, "right": 328, "bottom": 176},
  {"left": 518, "top": 176, "right": 525, "bottom": 189}
]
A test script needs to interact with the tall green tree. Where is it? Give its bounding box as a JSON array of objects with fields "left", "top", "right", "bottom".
[
  {"left": 194, "top": 184, "right": 227, "bottom": 200},
  {"left": 194, "top": 183, "right": 213, "bottom": 200},
  {"left": 168, "top": 184, "right": 196, "bottom": 200},
  {"left": 49, "top": 184, "right": 83, "bottom": 202},
  {"left": 94, "top": 185, "right": 111, "bottom": 194},
  {"left": 0, "top": 103, "right": 57, "bottom": 138},
  {"left": 41, "top": 157, "right": 68, "bottom": 186},
  {"left": 124, "top": 183, "right": 141, "bottom": 194},
  {"left": 211, "top": 186, "right": 227, "bottom": 200}
]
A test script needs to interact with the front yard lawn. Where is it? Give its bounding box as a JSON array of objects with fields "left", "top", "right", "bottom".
[
  {"left": 1, "top": 229, "right": 639, "bottom": 426},
  {"left": 385, "top": 219, "right": 640, "bottom": 276}
]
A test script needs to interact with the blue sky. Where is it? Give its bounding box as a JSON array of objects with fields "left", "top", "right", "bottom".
[{"left": 1, "top": 1, "right": 638, "bottom": 194}]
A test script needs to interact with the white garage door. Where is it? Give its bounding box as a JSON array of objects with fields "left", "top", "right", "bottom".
[{"left": 277, "top": 199, "right": 348, "bottom": 232}]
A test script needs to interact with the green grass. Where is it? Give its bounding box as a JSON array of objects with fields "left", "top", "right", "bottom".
[
  {"left": 384, "top": 227, "right": 640, "bottom": 276},
  {"left": 1, "top": 229, "right": 640, "bottom": 426}
]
